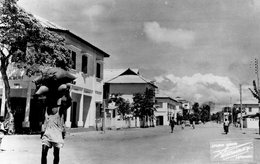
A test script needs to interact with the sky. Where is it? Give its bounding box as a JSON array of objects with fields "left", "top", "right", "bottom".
[{"left": 17, "top": 0, "right": 260, "bottom": 109}]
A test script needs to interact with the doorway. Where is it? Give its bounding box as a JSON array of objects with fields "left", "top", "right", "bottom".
[{"left": 71, "top": 101, "right": 77, "bottom": 128}]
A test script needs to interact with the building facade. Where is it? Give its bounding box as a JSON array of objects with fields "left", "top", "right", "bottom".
[
  {"left": 155, "top": 93, "right": 180, "bottom": 126},
  {"left": 233, "top": 102, "right": 259, "bottom": 129},
  {"left": 0, "top": 17, "right": 110, "bottom": 132},
  {"left": 103, "top": 68, "right": 158, "bottom": 128}
]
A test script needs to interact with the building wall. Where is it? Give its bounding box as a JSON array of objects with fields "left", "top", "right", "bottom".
[
  {"left": 244, "top": 118, "right": 259, "bottom": 129},
  {"left": 155, "top": 98, "right": 179, "bottom": 126},
  {"left": 234, "top": 104, "right": 259, "bottom": 118},
  {"left": 109, "top": 83, "right": 153, "bottom": 94},
  {"left": 57, "top": 32, "right": 105, "bottom": 128},
  {"left": 109, "top": 83, "right": 153, "bottom": 103},
  {"left": 245, "top": 107, "right": 259, "bottom": 115}
]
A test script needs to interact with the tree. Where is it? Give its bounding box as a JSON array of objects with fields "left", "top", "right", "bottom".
[
  {"left": 200, "top": 104, "right": 210, "bottom": 123},
  {"left": 0, "top": 0, "right": 71, "bottom": 133},
  {"left": 192, "top": 102, "right": 200, "bottom": 114},
  {"left": 132, "top": 88, "right": 156, "bottom": 128},
  {"left": 249, "top": 80, "right": 260, "bottom": 134},
  {"left": 108, "top": 93, "right": 131, "bottom": 119},
  {"left": 192, "top": 102, "right": 200, "bottom": 123}
]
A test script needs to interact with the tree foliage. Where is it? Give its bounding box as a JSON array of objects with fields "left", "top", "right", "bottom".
[
  {"left": 0, "top": 0, "right": 71, "bottom": 73},
  {"left": 200, "top": 104, "right": 210, "bottom": 123},
  {"left": 192, "top": 102, "right": 200, "bottom": 114},
  {"left": 132, "top": 88, "right": 156, "bottom": 118},
  {"left": 132, "top": 88, "right": 156, "bottom": 127},
  {"left": 108, "top": 93, "right": 131, "bottom": 119}
]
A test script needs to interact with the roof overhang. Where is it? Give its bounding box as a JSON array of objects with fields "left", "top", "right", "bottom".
[{"left": 48, "top": 28, "right": 110, "bottom": 58}]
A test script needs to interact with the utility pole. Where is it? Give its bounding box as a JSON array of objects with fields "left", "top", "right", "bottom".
[
  {"left": 102, "top": 99, "right": 106, "bottom": 133},
  {"left": 255, "top": 58, "right": 260, "bottom": 134},
  {"left": 230, "top": 97, "right": 233, "bottom": 124},
  {"left": 240, "top": 84, "right": 243, "bottom": 130}
]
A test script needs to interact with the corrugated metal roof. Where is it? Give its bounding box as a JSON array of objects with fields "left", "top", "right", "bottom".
[
  {"left": 104, "top": 68, "right": 157, "bottom": 88},
  {"left": 104, "top": 68, "right": 139, "bottom": 82},
  {"left": 108, "top": 75, "right": 147, "bottom": 84},
  {"left": 156, "top": 92, "right": 179, "bottom": 103}
]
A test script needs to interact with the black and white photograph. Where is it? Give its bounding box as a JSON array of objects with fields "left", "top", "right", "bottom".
[{"left": 0, "top": 0, "right": 260, "bottom": 163}]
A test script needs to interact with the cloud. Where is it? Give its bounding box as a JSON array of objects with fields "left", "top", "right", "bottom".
[
  {"left": 251, "top": 0, "right": 260, "bottom": 12},
  {"left": 83, "top": 5, "right": 105, "bottom": 18},
  {"left": 143, "top": 21, "right": 195, "bottom": 49},
  {"left": 155, "top": 73, "right": 240, "bottom": 104}
]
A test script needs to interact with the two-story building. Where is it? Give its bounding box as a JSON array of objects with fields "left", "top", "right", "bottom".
[
  {"left": 233, "top": 101, "right": 259, "bottom": 128},
  {"left": 0, "top": 16, "right": 110, "bottom": 132},
  {"left": 155, "top": 93, "right": 181, "bottom": 126},
  {"left": 103, "top": 68, "right": 158, "bottom": 128},
  {"left": 175, "top": 97, "right": 192, "bottom": 114}
]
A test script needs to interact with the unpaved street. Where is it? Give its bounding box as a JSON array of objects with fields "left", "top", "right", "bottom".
[{"left": 0, "top": 123, "right": 259, "bottom": 164}]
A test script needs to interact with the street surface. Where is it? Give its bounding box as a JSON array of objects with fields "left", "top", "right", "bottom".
[{"left": 0, "top": 122, "right": 260, "bottom": 164}]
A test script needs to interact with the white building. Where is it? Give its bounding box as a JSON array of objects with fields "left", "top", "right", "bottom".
[
  {"left": 233, "top": 101, "right": 259, "bottom": 129},
  {"left": 103, "top": 68, "right": 158, "bottom": 129},
  {"left": 0, "top": 16, "right": 110, "bottom": 132},
  {"left": 155, "top": 93, "right": 181, "bottom": 126}
]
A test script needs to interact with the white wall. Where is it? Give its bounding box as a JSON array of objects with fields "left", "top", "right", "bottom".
[{"left": 244, "top": 118, "right": 259, "bottom": 129}]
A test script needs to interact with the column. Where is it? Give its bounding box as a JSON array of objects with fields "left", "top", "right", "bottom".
[
  {"left": 0, "top": 85, "right": 5, "bottom": 117},
  {"left": 22, "top": 80, "right": 32, "bottom": 128},
  {"left": 77, "top": 89, "right": 84, "bottom": 126},
  {"left": 65, "top": 92, "right": 72, "bottom": 128},
  {"left": 88, "top": 95, "right": 96, "bottom": 127}
]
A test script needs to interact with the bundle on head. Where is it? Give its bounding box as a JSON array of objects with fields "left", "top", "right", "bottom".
[{"left": 33, "top": 67, "right": 76, "bottom": 97}]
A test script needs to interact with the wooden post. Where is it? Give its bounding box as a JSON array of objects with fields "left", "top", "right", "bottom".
[
  {"left": 254, "top": 58, "right": 260, "bottom": 134},
  {"left": 102, "top": 99, "right": 106, "bottom": 133}
]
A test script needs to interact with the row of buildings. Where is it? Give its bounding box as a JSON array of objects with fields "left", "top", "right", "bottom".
[
  {"left": 226, "top": 101, "right": 260, "bottom": 129},
  {"left": 0, "top": 16, "right": 192, "bottom": 132}
]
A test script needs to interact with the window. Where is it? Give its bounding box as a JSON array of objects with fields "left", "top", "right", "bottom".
[
  {"left": 68, "top": 50, "right": 76, "bottom": 69},
  {"left": 249, "top": 107, "right": 252, "bottom": 112},
  {"left": 82, "top": 55, "right": 88, "bottom": 74},
  {"left": 96, "top": 63, "right": 101, "bottom": 78},
  {"left": 71, "top": 51, "right": 76, "bottom": 69}
]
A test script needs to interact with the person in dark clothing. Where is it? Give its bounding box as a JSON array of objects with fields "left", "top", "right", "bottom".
[
  {"left": 223, "top": 119, "right": 229, "bottom": 134},
  {"left": 169, "top": 117, "right": 175, "bottom": 133}
]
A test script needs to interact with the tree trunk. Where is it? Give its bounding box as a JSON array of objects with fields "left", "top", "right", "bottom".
[
  {"left": 0, "top": 66, "right": 14, "bottom": 134},
  {"left": 135, "top": 116, "right": 137, "bottom": 128}
]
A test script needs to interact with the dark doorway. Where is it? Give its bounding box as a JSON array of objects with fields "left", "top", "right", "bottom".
[
  {"left": 11, "top": 98, "right": 26, "bottom": 134},
  {"left": 71, "top": 101, "right": 77, "bottom": 128},
  {"left": 156, "top": 116, "right": 164, "bottom": 126}
]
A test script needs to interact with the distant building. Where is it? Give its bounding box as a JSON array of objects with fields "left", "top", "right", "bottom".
[
  {"left": 175, "top": 97, "right": 192, "bottom": 114},
  {"left": 233, "top": 101, "right": 259, "bottom": 129},
  {"left": 103, "top": 68, "right": 158, "bottom": 128},
  {"left": 155, "top": 93, "right": 181, "bottom": 126}
]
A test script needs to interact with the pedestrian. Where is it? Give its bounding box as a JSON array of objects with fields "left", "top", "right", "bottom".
[
  {"left": 181, "top": 120, "right": 185, "bottom": 130},
  {"left": 223, "top": 119, "right": 229, "bottom": 134},
  {"left": 41, "top": 89, "right": 71, "bottom": 164},
  {"left": 169, "top": 117, "right": 175, "bottom": 133},
  {"left": 0, "top": 116, "right": 6, "bottom": 151},
  {"left": 191, "top": 117, "right": 195, "bottom": 129}
]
